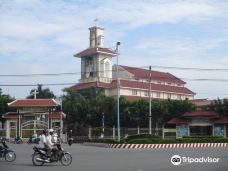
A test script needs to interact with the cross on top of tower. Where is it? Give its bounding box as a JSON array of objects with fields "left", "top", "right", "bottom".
[{"left": 94, "top": 16, "right": 99, "bottom": 26}]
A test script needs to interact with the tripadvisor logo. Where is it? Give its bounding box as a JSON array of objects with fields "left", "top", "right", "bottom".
[
  {"left": 171, "top": 155, "right": 182, "bottom": 165},
  {"left": 171, "top": 155, "right": 220, "bottom": 165}
]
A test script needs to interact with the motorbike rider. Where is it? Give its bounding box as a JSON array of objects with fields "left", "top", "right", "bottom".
[
  {"left": 47, "top": 129, "right": 58, "bottom": 160},
  {"left": 38, "top": 129, "right": 51, "bottom": 162}
]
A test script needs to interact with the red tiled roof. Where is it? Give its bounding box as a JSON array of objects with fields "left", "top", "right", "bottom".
[
  {"left": 183, "top": 111, "right": 219, "bottom": 117},
  {"left": 74, "top": 47, "right": 118, "bottom": 57},
  {"left": 213, "top": 117, "right": 228, "bottom": 124},
  {"left": 2, "top": 112, "right": 18, "bottom": 119},
  {"left": 191, "top": 99, "right": 211, "bottom": 107},
  {"left": 49, "top": 112, "right": 66, "bottom": 119},
  {"left": 8, "top": 99, "right": 59, "bottom": 107},
  {"left": 2, "top": 112, "right": 65, "bottom": 119},
  {"left": 71, "top": 79, "right": 195, "bottom": 95},
  {"left": 71, "top": 81, "right": 111, "bottom": 90},
  {"left": 167, "top": 118, "right": 191, "bottom": 124},
  {"left": 120, "top": 65, "right": 185, "bottom": 84}
]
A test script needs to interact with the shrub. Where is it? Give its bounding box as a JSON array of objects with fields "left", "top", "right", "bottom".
[
  {"left": 86, "top": 138, "right": 118, "bottom": 144},
  {"left": 127, "top": 138, "right": 152, "bottom": 144}
]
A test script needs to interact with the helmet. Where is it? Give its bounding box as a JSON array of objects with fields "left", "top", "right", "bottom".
[{"left": 49, "top": 129, "right": 54, "bottom": 132}]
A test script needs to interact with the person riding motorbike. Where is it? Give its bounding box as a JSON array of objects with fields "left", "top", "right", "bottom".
[
  {"left": 37, "top": 129, "right": 51, "bottom": 162},
  {"left": 47, "top": 129, "right": 58, "bottom": 160}
]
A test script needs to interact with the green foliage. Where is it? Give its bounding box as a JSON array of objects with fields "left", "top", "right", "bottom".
[
  {"left": 62, "top": 88, "right": 196, "bottom": 135},
  {"left": 0, "top": 92, "right": 14, "bottom": 122},
  {"left": 123, "top": 137, "right": 228, "bottom": 144},
  {"left": 27, "top": 84, "right": 56, "bottom": 99},
  {"left": 210, "top": 99, "right": 228, "bottom": 117},
  {"left": 127, "top": 138, "right": 152, "bottom": 144},
  {"left": 126, "top": 134, "right": 160, "bottom": 140},
  {"left": 86, "top": 138, "right": 118, "bottom": 144},
  {"left": 183, "top": 136, "right": 224, "bottom": 139}
]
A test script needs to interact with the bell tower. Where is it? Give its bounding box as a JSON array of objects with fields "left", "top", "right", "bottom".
[
  {"left": 89, "top": 26, "right": 104, "bottom": 48},
  {"left": 74, "top": 25, "right": 118, "bottom": 83}
]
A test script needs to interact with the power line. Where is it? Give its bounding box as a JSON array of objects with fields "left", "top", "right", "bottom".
[
  {"left": 1, "top": 65, "right": 228, "bottom": 77},
  {"left": 142, "top": 65, "right": 228, "bottom": 72}
]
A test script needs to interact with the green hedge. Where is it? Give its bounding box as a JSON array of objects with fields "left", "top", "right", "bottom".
[
  {"left": 183, "top": 136, "right": 224, "bottom": 139},
  {"left": 86, "top": 138, "right": 118, "bottom": 144},
  {"left": 125, "top": 134, "right": 160, "bottom": 140},
  {"left": 83, "top": 134, "right": 228, "bottom": 144},
  {"left": 125, "top": 138, "right": 228, "bottom": 144}
]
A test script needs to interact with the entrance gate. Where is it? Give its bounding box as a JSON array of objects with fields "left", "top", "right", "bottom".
[{"left": 21, "top": 120, "right": 48, "bottom": 138}]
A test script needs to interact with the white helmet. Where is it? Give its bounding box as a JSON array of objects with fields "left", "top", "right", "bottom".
[{"left": 49, "top": 128, "right": 54, "bottom": 132}]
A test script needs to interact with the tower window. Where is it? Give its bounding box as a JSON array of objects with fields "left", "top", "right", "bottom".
[{"left": 104, "top": 61, "right": 110, "bottom": 78}]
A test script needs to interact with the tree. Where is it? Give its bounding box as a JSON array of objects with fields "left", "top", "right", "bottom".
[
  {"left": 210, "top": 99, "right": 228, "bottom": 117},
  {"left": 0, "top": 90, "right": 14, "bottom": 123},
  {"left": 27, "top": 84, "right": 56, "bottom": 99}
]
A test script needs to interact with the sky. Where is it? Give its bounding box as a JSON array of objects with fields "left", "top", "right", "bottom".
[{"left": 0, "top": 0, "right": 228, "bottom": 99}]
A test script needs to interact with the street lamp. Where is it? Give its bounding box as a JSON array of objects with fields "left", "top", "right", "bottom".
[
  {"left": 116, "top": 41, "right": 121, "bottom": 142},
  {"left": 149, "top": 66, "right": 152, "bottom": 135}
]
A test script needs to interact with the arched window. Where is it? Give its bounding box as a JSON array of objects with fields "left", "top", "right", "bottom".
[{"left": 104, "top": 61, "right": 110, "bottom": 78}]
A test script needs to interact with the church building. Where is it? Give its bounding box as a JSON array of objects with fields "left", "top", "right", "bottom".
[{"left": 71, "top": 25, "right": 195, "bottom": 100}]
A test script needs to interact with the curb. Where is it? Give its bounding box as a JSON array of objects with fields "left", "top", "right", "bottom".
[{"left": 109, "top": 143, "right": 228, "bottom": 149}]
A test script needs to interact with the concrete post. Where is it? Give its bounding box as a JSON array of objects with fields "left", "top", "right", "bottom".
[
  {"left": 113, "top": 125, "right": 116, "bottom": 139},
  {"left": 6, "top": 120, "right": 10, "bottom": 139},
  {"left": 212, "top": 124, "right": 215, "bottom": 136},
  {"left": 224, "top": 125, "right": 226, "bottom": 138},
  {"left": 88, "top": 126, "right": 91, "bottom": 139},
  {"left": 137, "top": 126, "right": 140, "bottom": 135},
  {"left": 162, "top": 124, "right": 164, "bottom": 139}
]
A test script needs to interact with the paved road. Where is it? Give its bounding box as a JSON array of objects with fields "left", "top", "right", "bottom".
[{"left": 1, "top": 143, "right": 228, "bottom": 171}]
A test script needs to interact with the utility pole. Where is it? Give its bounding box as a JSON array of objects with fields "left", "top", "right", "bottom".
[
  {"left": 116, "top": 42, "right": 121, "bottom": 142},
  {"left": 149, "top": 66, "right": 152, "bottom": 135}
]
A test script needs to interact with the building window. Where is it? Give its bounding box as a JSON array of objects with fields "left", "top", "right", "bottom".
[
  {"left": 132, "top": 90, "right": 138, "bottom": 96},
  {"left": 156, "top": 92, "right": 160, "bottom": 98},
  {"left": 157, "top": 81, "right": 161, "bottom": 84},
  {"left": 167, "top": 93, "right": 171, "bottom": 99},
  {"left": 104, "top": 61, "right": 110, "bottom": 78},
  {"left": 167, "top": 82, "right": 171, "bottom": 85},
  {"left": 144, "top": 91, "right": 149, "bottom": 96},
  {"left": 177, "top": 94, "right": 181, "bottom": 100}
]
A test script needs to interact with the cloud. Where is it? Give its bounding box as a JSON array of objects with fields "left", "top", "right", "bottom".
[
  {"left": 0, "top": 0, "right": 228, "bottom": 98},
  {"left": 135, "top": 36, "right": 228, "bottom": 57},
  {"left": 94, "top": 0, "right": 227, "bottom": 28}
]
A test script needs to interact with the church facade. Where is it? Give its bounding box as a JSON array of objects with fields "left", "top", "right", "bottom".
[{"left": 71, "top": 26, "right": 195, "bottom": 100}]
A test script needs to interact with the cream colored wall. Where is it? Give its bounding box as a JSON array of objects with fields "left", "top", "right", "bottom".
[{"left": 105, "top": 87, "right": 194, "bottom": 100}]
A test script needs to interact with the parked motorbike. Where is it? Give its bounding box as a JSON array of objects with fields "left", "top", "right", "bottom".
[
  {"left": 0, "top": 139, "right": 16, "bottom": 162},
  {"left": 68, "top": 138, "right": 73, "bottom": 146},
  {"left": 27, "top": 136, "right": 40, "bottom": 144},
  {"left": 14, "top": 136, "right": 23, "bottom": 144},
  {"left": 32, "top": 144, "right": 72, "bottom": 166}
]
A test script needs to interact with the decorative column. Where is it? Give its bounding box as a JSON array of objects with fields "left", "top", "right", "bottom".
[
  {"left": 6, "top": 120, "right": 10, "bottom": 139},
  {"left": 224, "top": 124, "right": 226, "bottom": 138}
]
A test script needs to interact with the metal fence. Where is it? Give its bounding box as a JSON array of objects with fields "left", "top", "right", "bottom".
[{"left": 73, "top": 127, "right": 163, "bottom": 140}]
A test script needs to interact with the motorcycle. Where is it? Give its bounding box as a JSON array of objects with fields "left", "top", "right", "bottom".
[
  {"left": 32, "top": 144, "right": 72, "bottom": 166},
  {"left": 27, "top": 136, "right": 40, "bottom": 144},
  {"left": 0, "top": 139, "right": 16, "bottom": 162},
  {"left": 14, "top": 136, "right": 23, "bottom": 144},
  {"left": 68, "top": 138, "right": 73, "bottom": 146}
]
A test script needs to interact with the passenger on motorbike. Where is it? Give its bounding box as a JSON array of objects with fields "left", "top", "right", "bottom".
[
  {"left": 47, "top": 129, "right": 58, "bottom": 160},
  {"left": 37, "top": 129, "right": 51, "bottom": 162}
]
